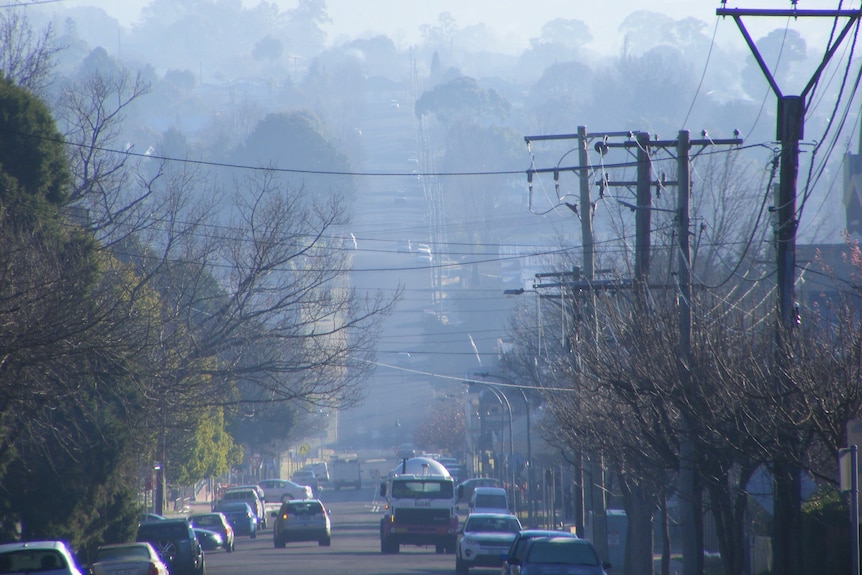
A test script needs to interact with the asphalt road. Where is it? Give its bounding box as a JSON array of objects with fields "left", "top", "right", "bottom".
[{"left": 200, "top": 487, "right": 484, "bottom": 575}]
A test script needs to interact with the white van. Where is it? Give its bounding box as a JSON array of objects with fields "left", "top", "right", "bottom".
[{"left": 469, "top": 486, "right": 511, "bottom": 515}]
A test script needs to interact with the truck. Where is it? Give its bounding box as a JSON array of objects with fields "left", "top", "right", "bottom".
[
  {"left": 330, "top": 457, "right": 362, "bottom": 490},
  {"left": 378, "top": 456, "right": 458, "bottom": 554}
]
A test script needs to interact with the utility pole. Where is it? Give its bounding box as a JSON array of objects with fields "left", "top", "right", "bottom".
[
  {"left": 635, "top": 132, "right": 653, "bottom": 292},
  {"left": 676, "top": 130, "right": 701, "bottom": 575},
  {"left": 717, "top": 7, "right": 861, "bottom": 575}
]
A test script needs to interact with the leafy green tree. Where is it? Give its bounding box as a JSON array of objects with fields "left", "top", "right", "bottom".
[
  {"left": 233, "top": 110, "right": 354, "bottom": 201},
  {"left": 252, "top": 35, "right": 283, "bottom": 63},
  {"left": 414, "top": 75, "right": 510, "bottom": 125},
  {"left": 169, "top": 407, "right": 243, "bottom": 486},
  {"left": 0, "top": 77, "right": 69, "bottom": 207}
]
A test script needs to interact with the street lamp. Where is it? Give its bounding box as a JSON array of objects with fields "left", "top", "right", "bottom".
[
  {"left": 469, "top": 380, "right": 513, "bottom": 486},
  {"left": 477, "top": 372, "right": 534, "bottom": 528}
]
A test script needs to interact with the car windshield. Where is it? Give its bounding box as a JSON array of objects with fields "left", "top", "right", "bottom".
[
  {"left": 391, "top": 480, "right": 454, "bottom": 499},
  {"left": 286, "top": 502, "right": 323, "bottom": 515},
  {"left": 216, "top": 503, "right": 250, "bottom": 513},
  {"left": 475, "top": 494, "right": 507, "bottom": 508},
  {"left": 0, "top": 550, "right": 67, "bottom": 573},
  {"left": 137, "top": 523, "right": 191, "bottom": 541},
  {"left": 190, "top": 515, "right": 221, "bottom": 528},
  {"left": 465, "top": 516, "right": 521, "bottom": 533},
  {"left": 223, "top": 490, "right": 255, "bottom": 500},
  {"left": 526, "top": 540, "right": 599, "bottom": 565},
  {"left": 95, "top": 546, "right": 149, "bottom": 562}
]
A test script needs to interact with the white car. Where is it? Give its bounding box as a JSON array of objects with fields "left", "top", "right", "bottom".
[
  {"left": 469, "top": 486, "right": 511, "bottom": 515},
  {"left": 258, "top": 478, "right": 313, "bottom": 502},
  {"left": 0, "top": 540, "right": 83, "bottom": 575},
  {"left": 89, "top": 543, "right": 169, "bottom": 575},
  {"left": 455, "top": 513, "right": 522, "bottom": 574}
]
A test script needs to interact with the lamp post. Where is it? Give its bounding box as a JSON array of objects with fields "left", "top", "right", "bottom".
[
  {"left": 470, "top": 381, "right": 513, "bottom": 486},
  {"left": 476, "top": 372, "right": 533, "bottom": 527}
]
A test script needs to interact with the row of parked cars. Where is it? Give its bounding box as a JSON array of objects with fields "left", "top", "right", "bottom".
[{"left": 0, "top": 473, "right": 331, "bottom": 575}]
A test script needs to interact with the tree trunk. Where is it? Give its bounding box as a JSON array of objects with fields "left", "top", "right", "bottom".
[{"left": 621, "top": 481, "right": 656, "bottom": 575}]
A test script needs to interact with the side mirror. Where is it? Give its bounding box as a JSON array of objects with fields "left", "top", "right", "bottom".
[
  {"left": 603, "top": 562, "right": 612, "bottom": 569},
  {"left": 270, "top": 510, "right": 278, "bottom": 518},
  {"left": 379, "top": 484, "right": 387, "bottom": 497}
]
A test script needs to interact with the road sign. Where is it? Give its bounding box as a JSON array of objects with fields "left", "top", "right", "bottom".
[{"left": 299, "top": 444, "right": 310, "bottom": 456}]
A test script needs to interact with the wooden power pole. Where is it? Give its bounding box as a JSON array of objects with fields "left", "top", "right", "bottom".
[{"left": 717, "top": 6, "right": 862, "bottom": 575}]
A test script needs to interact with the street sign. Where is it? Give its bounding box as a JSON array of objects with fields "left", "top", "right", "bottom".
[{"left": 299, "top": 443, "right": 310, "bottom": 456}]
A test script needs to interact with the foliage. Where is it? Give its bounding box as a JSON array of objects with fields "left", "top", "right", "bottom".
[
  {"left": 169, "top": 407, "right": 243, "bottom": 485},
  {"left": 233, "top": 110, "right": 354, "bottom": 201},
  {"left": 414, "top": 76, "right": 510, "bottom": 125},
  {"left": 800, "top": 487, "right": 849, "bottom": 575},
  {"left": 0, "top": 77, "right": 69, "bottom": 207},
  {"left": 412, "top": 399, "right": 466, "bottom": 456}
]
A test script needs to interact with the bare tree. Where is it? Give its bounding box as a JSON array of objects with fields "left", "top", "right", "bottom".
[{"left": 0, "top": 9, "right": 58, "bottom": 95}]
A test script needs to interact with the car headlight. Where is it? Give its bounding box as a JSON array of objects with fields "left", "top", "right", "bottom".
[{"left": 462, "top": 536, "right": 477, "bottom": 546}]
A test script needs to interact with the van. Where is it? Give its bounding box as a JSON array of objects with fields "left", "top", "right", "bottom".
[{"left": 469, "top": 486, "right": 510, "bottom": 515}]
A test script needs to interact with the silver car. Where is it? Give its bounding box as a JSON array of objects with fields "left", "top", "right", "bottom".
[
  {"left": 272, "top": 499, "right": 331, "bottom": 547},
  {"left": 258, "top": 478, "right": 313, "bottom": 502},
  {"left": 90, "top": 543, "right": 169, "bottom": 575},
  {"left": 0, "top": 541, "right": 83, "bottom": 575}
]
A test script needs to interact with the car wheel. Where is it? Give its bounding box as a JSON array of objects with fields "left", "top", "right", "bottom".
[
  {"left": 435, "top": 543, "right": 445, "bottom": 554},
  {"left": 455, "top": 557, "right": 469, "bottom": 575},
  {"left": 251, "top": 529, "right": 257, "bottom": 539},
  {"left": 154, "top": 540, "right": 177, "bottom": 566},
  {"left": 319, "top": 536, "right": 331, "bottom": 547},
  {"left": 274, "top": 535, "right": 286, "bottom": 548}
]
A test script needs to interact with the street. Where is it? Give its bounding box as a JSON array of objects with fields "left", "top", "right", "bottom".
[{"left": 201, "top": 487, "right": 485, "bottom": 575}]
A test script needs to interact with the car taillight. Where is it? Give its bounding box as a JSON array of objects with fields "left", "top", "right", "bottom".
[{"left": 148, "top": 561, "right": 159, "bottom": 575}]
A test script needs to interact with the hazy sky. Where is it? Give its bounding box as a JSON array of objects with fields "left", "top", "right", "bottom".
[{"left": 56, "top": 0, "right": 835, "bottom": 53}]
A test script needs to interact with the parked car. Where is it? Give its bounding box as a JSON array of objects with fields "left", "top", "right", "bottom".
[
  {"left": 514, "top": 536, "right": 610, "bottom": 575},
  {"left": 258, "top": 479, "right": 313, "bottom": 503},
  {"left": 138, "top": 513, "right": 166, "bottom": 523},
  {"left": 290, "top": 470, "right": 319, "bottom": 494},
  {"left": 220, "top": 487, "right": 266, "bottom": 528},
  {"left": 455, "top": 513, "right": 522, "bottom": 574},
  {"left": 469, "top": 487, "right": 511, "bottom": 515},
  {"left": 89, "top": 543, "right": 168, "bottom": 575},
  {"left": 188, "top": 512, "right": 234, "bottom": 552},
  {"left": 192, "top": 528, "right": 225, "bottom": 552},
  {"left": 212, "top": 501, "right": 258, "bottom": 538},
  {"left": 457, "top": 477, "right": 502, "bottom": 503},
  {"left": 272, "top": 499, "right": 331, "bottom": 548},
  {"left": 500, "top": 529, "right": 578, "bottom": 575},
  {"left": 135, "top": 518, "right": 205, "bottom": 575},
  {"left": 0, "top": 541, "right": 83, "bottom": 575}
]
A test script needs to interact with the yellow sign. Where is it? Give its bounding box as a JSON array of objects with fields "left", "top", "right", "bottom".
[{"left": 299, "top": 444, "right": 310, "bottom": 456}]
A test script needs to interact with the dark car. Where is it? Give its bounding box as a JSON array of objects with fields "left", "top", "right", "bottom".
[
  {"left": 272, "top": 499, "right": 331, "bottom": 547},
  {"left": 192, "top": 528, "right": 225, "bottom": 552},
  {"left": 500, "top": 529, "right": 578, "bottom": 575},
  {"left": 212, "top": 501, "right": 258, "bottom": 538},
  {"left": 188, "top": 513, "right": 234, "bottom": 552},
  {"left": 135, "top": 519, "right": 204, "bottom": 575},
  {"left": 515, "top": 536, "right": 610, "bottom": 575},
  {"left": 457, "top": 477, "right": 503, "bottom": 504},
  {"left": 220, "top": 488, "right": 266, "bottom": 528}
]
